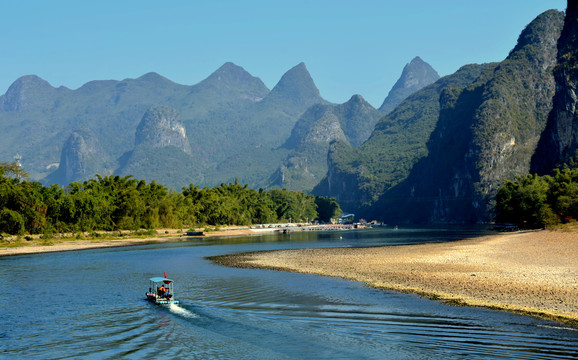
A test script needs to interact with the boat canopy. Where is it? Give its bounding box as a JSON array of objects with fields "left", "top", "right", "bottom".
[{"left": 149, "top": 277, "right": 174, "bottom": 284}]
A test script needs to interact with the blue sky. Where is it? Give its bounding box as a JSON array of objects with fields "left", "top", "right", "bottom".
[{"left": 0, "top": 1, "right": 566, "bottom": 108}]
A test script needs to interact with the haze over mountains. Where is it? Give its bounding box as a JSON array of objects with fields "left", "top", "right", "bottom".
[
  {"left": 1, "top": 3, "right": 574, "bottom": 225},
  {"left": 0, "top": 57, "right": 432, "bottom": 191}
]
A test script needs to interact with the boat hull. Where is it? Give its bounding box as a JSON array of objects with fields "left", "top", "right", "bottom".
[{"left": 146, "top": 293, "right": 180, "bottom": 305}]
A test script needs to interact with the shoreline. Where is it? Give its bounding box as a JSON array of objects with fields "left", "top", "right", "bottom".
[
  {"left": 4, "top": 227, "right": 577, "bottom": 325},
  {"left": 211, "top": 230, "right": 578, "bottom": 325},
  {"left": 0, "top": 227, "right": 261, "bottom": 257}
]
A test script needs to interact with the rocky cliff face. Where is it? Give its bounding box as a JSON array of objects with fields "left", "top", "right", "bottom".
[
  {"left": 374, "top": 9, "right": 564, "bottom": 223},
  {"left": 268, "top": 105, "right": 347, "bottom": 191},
  {"left": 532, "top": 1, "right": 578, "bottom": 174},
  {"left": 378, "top": 57, "right": 440, "bottom": 114},
  {"left": 44, "top": 130, "right": 107, "bottom": 185},
  {"left": 135, "top": 106, "right": 192, "bottom": 154},
  {"left": 116, "top": 106, "right": 198, "bottom": 189}
]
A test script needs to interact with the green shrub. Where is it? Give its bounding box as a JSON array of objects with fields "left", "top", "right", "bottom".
[{"left": 0, "top": 209, "right": 25, "bottom": 235}]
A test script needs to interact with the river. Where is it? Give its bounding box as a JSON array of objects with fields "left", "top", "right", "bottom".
[{"left": 1, "top": 227, "right": 577, "bottom": 359}]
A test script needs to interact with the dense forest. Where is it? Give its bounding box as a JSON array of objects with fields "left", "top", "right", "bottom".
[
  {"left": 0, "top": 162, "right": 341, "bottom": 236},
  {"left": 496, "top": 164, "right": 578, "bottom": 229}
]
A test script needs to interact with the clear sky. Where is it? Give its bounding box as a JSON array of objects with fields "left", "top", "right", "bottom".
[{"left": 0, "top": 0, "right": 566, "bottom": 108}]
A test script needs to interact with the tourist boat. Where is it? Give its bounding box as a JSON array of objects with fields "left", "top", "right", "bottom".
[{"left": 146, "top": 274, "right": 180, "bottom": 305}]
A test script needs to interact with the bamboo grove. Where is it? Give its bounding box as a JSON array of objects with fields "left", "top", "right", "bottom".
[{"left": 0, "top": 162, "right": 341, "bottom": 235}]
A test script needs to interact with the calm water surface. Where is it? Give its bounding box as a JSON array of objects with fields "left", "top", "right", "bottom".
[{"left": 1, "top": 227, "right": 577, "bottom": 359}]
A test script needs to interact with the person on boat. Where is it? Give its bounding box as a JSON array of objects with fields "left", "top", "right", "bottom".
[{"left": 158, "top": 285, "right": 166, "bottom": 298}]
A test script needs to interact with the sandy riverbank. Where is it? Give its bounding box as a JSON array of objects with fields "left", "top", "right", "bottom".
[
  {"left": 213, "top": 230, "right": 578, "bottom": 324},
  {"left": 0, "top": 227, "right": 258, "bottom": 257}
]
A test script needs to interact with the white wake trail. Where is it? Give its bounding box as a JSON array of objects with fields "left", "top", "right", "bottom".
[{"left": 169, "top": 303, "right": 198, "bottom": 318}]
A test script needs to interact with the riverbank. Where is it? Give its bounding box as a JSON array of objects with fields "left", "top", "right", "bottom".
[
  {"left": 0, "top": 227, "right": 259, "bottom": 257},
  {"left": 213, "top": 230, "right": 578, "bottom": 325}
]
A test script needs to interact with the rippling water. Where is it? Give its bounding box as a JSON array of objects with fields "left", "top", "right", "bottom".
[{"left": 1, "top": 227, "right": 577, "bottom": 359}]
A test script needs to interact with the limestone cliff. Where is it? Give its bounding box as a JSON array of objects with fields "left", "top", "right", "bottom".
[
  {"left": 135, "top": 106, "right": 192, "bottom": 154},
  {"left": 532, "top": 1, "right": 578, "bottom": 173},
  {"left": 116, "top": 106, "right": 198, "bottom": 189},
  {"left": 44, "top": 130, "right": 107, "bottom": 185},
  {"left": 374, "top": 9, "right": 564, "bottom": 223}
]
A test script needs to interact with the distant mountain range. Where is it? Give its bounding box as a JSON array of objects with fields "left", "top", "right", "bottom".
[{"left": 0, "top": 56, "right": 435, "bottom": 190}]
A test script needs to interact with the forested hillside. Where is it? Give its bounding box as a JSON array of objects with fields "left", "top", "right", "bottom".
[
  {"left": 314, "top": 64, "right": 487, "bottom": 212},
  {"left": 372, "top": 9, "right": 564, "bottom": 223},
  {"left": 269, "top": 95, "right": 382, "bottom": 191}
]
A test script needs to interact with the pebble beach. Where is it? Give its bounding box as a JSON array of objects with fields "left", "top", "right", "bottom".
[{"left": 213, "top": 230, "right": 578, "bottom": 324}]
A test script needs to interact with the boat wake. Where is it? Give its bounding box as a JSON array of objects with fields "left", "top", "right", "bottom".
[{"left": 169, "top": 303, "right": 198, "bottom": 318}]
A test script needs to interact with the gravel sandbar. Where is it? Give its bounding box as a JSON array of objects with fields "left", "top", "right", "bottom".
[{"left": 213, "top": 230, "right": 578, "bottom": 324}]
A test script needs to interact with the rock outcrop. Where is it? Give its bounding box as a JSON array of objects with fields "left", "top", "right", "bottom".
[
  {"left": 116, "top": 106, "right": 198, "bottom": 189},
  {"left": 135, "top": 106, "right": 192, "bottom": 154},
  {"left": 44, "top": 130, "right": 107, "bottom": 185},
  {"left": 532, "top": 0, "right": 578, "bottom": 174}
]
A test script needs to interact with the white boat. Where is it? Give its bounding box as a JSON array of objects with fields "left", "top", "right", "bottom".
[{"left": 146, "top": 274, "right": 180, "bottom": 305}]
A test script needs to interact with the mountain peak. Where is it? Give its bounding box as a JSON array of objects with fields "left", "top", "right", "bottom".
[
  {"left": 1, "top": 75, "right": 58, "bottom": 112},
  {"left": 44, "top": 129, "right": 106, "bottom": 185},
  {"left": 346, "top": 94, "right": 366, "bottom": 105},
  {"left": 378, "top": 57, "right": 440, "bottom": 114},
  {"left": 135, "top": 72, "right": 174, "bottom": 84},
  {"left": 509, "top": 9, "right": 565, "bottom": 68},
  {"left": 266, "top": 62, "right": 323, "bottom": 110},
  {"left": 336, "top": 94, "right": 381, "bottom": 147},
  {"left": 341, "top": 94, "right": 376, "bottom": 116},
  {"left": 203, "top": 62, "right": 266, "bottom": 87},
  {"left": 195, "top": 62, "right": 269, "bottom": 101},
  {"left": 409, "top": 56, "right": 425, "bottom": 65}
]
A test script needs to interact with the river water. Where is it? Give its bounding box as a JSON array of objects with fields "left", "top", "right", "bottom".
[{"left": 1, "top": 227, "right": 577, "bottom": 359}]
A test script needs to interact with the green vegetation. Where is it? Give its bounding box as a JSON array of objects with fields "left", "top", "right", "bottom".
[
  {"left": 314, "top": 196, "right": 342, "bottom": 223},
  {"left": 314, "top": 64, "right": 489, "bottom": 212},
  {"left": 496, "top": 168, "right": 578, "bottom": 228},
  {"left": 0, "top": 62, "right": 322, "bottom": 191},
  {"left": 0, "top": 163, "right": 341, "bottom": 236}
]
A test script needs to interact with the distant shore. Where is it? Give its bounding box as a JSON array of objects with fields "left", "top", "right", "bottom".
[
  {"left": 0, "top": 227, "right": 259, "bottom": 257},
  {"left": 212, "top": 230, "right": 578, "bottom": 325}
]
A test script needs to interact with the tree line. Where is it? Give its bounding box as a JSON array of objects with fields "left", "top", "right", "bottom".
[
  {"left": 496, "top": 167, "right": 578, "bottom": 228},
  {"left": 0, "top": 162, "right": 341, "bottom": 236}
]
